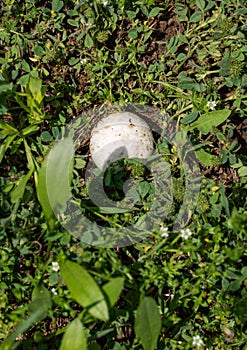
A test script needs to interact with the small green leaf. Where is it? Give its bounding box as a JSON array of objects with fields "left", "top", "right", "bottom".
[
  {"left": 149, "top": 7, "right": 161, "bottom": 17},
  {"left": 41, "top": 131, "right": 53, "bottom": 142},
  {"left": 135, "top": 297, "right": 161, "bottom": 350},
  {"left": 189, "top": 11, "right": 202, "bottom": 22},
  {"left": 30, "top": 70, "right": 39, "bottom": 78},
  {"left": 59, "top": 319, "right": 87, "bottom": 350},
  {"left": 181, "top": 111, "right": 198, "bottom": 124},
  {"left": 140, "top": 5, "right": 149, "bottom": 16},
  {"left": 33, "top": 45, "right": 45, "bottom": 56},
  {"left": 126, "top": 10, "right": 138, "bottom": 19},
  {"left": 177, "top": 53, "right": 187, "bottom": 62},
  {"left": 67, "top": 18, "right": 79, "bottom": 27},
  {"left": 196, "top": 148, "right": 221, "bottom": 166},
  {"left": 143, "top": 30, "right": 152, "bottom": 43},
  {"left": 74, "top": 157, "right": 86, "bottom": 169},
  {"left": 238, "top": 166, "right": 247, "bottom": 177},
  {"left": 21, "top": 60, "right": 30, "bottom": 72},
  {"left": 102, "top": 277, "right": 124, "bottom": 307},
  {"left": 67, "top": 9, "right": 78, "bottom": 16},
  {"left": 228, "top": 279, "right": 242, "bottom": 292},
  {"left": 52, "top": 0, "right": 64, "bottom": 12},
  {"left": 128, "top": 29, "right": 138, "bottom": 40},
  {"left": 139, "top": 181, "right": 150, "bottom": 198},
  {"left": 60, "top": 260, "right": 109, "bottom": 321},
  {"left": 68, "top": 57, "right": 80, "bottom": 66},
  {"left": 205, "top": 0, "right": 215, "bottom": 10},
  {"left": 84, "top": 34, "right": 94, "bottom": 47},
  {"left": 10, "top": 168, "right": 34, "bottom": 203},
  {"left": 195, "top": 0, "right": 205, "bottom": 10},
  {"left": 222, "top": 278, "right": 229, "bottom": 291},
  {"left": 178, "top": 77, "right": 195, "bottom": 90},
  {"left": 188, "top": 109, "right": 231, "bottom": 134},
  {"left": 18, "top": 74, "right": 30, "bottom": 86}
]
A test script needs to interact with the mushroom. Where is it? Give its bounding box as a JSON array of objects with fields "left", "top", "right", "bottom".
[{"left": 89, "top": 112, "right": 154, "bottom": 170}]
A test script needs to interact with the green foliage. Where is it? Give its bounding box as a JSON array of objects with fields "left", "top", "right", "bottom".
[
  {"left": 134, "top": 297, "right": 161, "bottom": 350},
  {"left": 36, "top": 156, "right": 57, "bottom": 232},
  {"left": 0, "top": 0, "right": 247, "bottom": 349},
  {"left": 15, "top": 74, "right": 47, "bottom": 123},
  {"left": 195, "top": 148, "right": 221, "bottom": 166},
  {"left": 1, "top": 285, "right": 51, "bottom": 350},
  {"left": 59, "top": 319, "right": 87, "bottom": 350},
  {"left": 60, "top": 260, "right": 109, "bottom": 322},
  {"left": 102, "top": 277, "right": 125, "bottom": 308},
  {"left": 45, "top": 136, "right": 74, "bottom": 212},
  {"left": 187, "top": 110, "right": 231, "bottom": 134}
]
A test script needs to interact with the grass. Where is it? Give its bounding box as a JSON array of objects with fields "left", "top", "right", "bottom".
[{"left": 0, "top": 0, "right": 247, "bottom": 349}]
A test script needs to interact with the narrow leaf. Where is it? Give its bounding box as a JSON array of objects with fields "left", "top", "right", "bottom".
[
  {"left": 0, "top": 134, "right": 18, "bottom": 164},
  {"left": 36, "top": 156, "right": 56, "bottom": 232},
  {"left": 220, "top": 184, "right": 230, "bottom": 217},
  {"left": 99, "top": 207, "right": 131, "bottom": 214},
  {"left": 22, "top": 124, "right": 40, "bottom": 136},
  {"left": 15, "top": 95, "right": 30, "bottom": 113},
  {"left": 23, "top": 138, "right": 35, "bottom": 169},
  {"left": 60, "top": 260, "right": 109, "bottom": 321},
  {"left": 0, "top": 120, "right": 18, "bottom": 135},
  {"left": 46, "top": 136, "right": 74, "bottom": 214},
  {"left": 135, "top": 297, "right": 161, "bottom": 350},
  {"left": 59, "top": 319, "right": 87, "bottom": 350},
  {"left": 11, "top": 168, "right": 34, "bottom": 203}
]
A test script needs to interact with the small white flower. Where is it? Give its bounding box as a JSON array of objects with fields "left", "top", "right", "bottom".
[
  {"left": 51, "top": 288, "right": 57, "bottom": 295},
  {"left": 192, "top": 335, "right": 204, "bottom": 347},
  {"left": 160, "top": 227, "right": 169, "bottom": 238},
  {"left": 180, "top": 228, "right": 192, "bottom": 240},
  {"left": 80, "top": 58, "right": 87, "bottom": 64},
  {"left": 52, "top": 262, "right": 60, "bottom": 272},
  {"left": 206, "top": 100, "right": 217, "bottom": 110},
  {"left": 102, "top": 0, "right": 108, "bottom": 6}
]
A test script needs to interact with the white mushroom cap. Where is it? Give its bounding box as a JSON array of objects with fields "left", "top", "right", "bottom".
[{"left": 89, "top": 112, "right": 154, "bottom": 170}]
